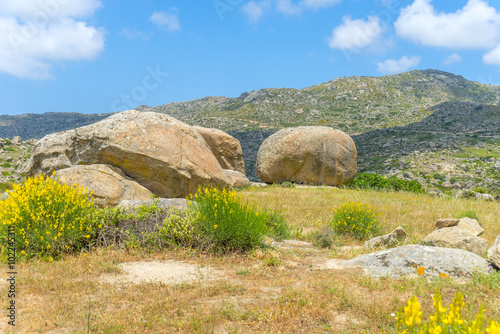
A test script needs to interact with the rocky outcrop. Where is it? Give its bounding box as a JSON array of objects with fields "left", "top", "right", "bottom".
[
  {"left": 26, "top": 110, "right": 230, "bottom": 199},
  {"left": 364, "top": 226, "right": 409, "bottom": 248},
  {"left": 223, "top": 169, "right": 251, "bottom": 188},
  {"left": 256, "top": 126, "right": 357, "bottom": 186},
  {"left": 488, "top": 235, "right": 500, "bottom": 269},
  {"left": 56, "top": 164, "right": 152, "bottom": 207},
  {"left": 339, "top": 245, "right": 489, "bottom": 278},
  {"left": 193, "top": 126, "right": 245, "bottom": 174},
  {"left": 423, "top": 218, "right": 488, "bottom": 256}
]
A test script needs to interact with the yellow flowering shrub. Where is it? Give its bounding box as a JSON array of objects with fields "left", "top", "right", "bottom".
[
  {"left": 328, "top": 201, "right": 382, "bottom": 239},
  {"left": 0, "top": 172, "right": 97, "bottom": 260},
  {"left": 188, "top": 185, "right": 273, "bottom": 253},
  {"left": 396, "top": 290, "right": 500, "bottom": 333}
]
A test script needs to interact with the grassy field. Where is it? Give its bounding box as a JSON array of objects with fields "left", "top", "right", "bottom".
[{"left": 2, "top": 186, "right": 500, "bottom": 333}]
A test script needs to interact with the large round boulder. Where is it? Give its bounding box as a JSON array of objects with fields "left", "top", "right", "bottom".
[
  {"left": 256, "top": 126, "right": 357, "bottom": 186},
  {"left": 26, "top": 110, "right": 229, "bottom": 198}
]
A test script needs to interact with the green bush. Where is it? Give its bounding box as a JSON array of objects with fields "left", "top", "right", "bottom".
[
  {"left": 189, "top": 186, "right": 270, "bottom": 253},
  {"left": 328, "top": 201, "right": 382, "bottom": 240},
  {"left": 0, "top": 173, "right": 98, "bottom": 261},
  {"left": 262, "top": 210, "right": 290, "bottom": 241},
  {"left": 474, "top": 187, "right": 487, "bottom": 194},
  {"left": 160, "top": 210, "right": 197, "bottom": 248},
  {"left": 347, "top": 173, "right": 424, "bottom": 193},
  {"left": 309, "top": 227, "right": 334, "bottom": 248},
  {"left": 2, "top": 171, "right": 10, "bottom": 176},
  {"left": 1, "top": 162, "right": 11, "bottom": 168}
]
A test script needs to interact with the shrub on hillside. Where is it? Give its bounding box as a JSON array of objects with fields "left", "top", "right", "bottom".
[
  {"left": 395, "top": 290, "right": 500, "bottom": 333},
  {"left": 0, "top": 173, "right": 98, "bottom": 261},
  {"left": 328, "top": 201, "right": 382, "bottom": 239},
  {"left": 346, "top": 173, "right": 424, "bottom": 193}
]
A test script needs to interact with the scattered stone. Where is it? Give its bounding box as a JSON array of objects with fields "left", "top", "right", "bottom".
[
  {"left": 476, "top": 193, "right": 494, "bottom": 201},
  {"left": 339, "top": 245, "right": 489, "bottom": 278},
  {"left": 223, "top": 169, "right": 251, "bottom": 188},
  {"left": 193, "top": 126, "right": 245, "bottom": 174},
  {"left": 424, "top": 218, "right": 487, "bottom": 256},
  {"left": 436, "top": 218, "right": 459, "bottom": 228},
  {"left": 250, "top": 182, "right": 267, "bottom": 188},
  {"left": 364, "top": 226, "right": 409, "bottom": 248},
  {"left": 11, "top": 136, "right": 21, "bottom": 145},
  {"left": 26, "top": 110, "right": 230, "bottom": 198},
  {"left": 441, "top": 181, "right": 452, "bottom": 188},
  {"left": 457, "top": 217, "right": 484, "bottom": 236},
  {"left": 0, "top": 138, "right": 6, "bottom": 148},
  {"left": 256, "top": 126, "right": 357, "bottom": 186},
  {"left": 488, "top": 235, "right": 500, "bottom": 269},
  {"left": 56, "top": 164, "right": 152, "bottom": 207}
]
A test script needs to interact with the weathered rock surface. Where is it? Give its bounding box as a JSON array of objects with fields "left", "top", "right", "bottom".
[
  {"left": 424, "top": 218, "right": 488, "bottom": 256},
  {"left": 256, "top": 126, "right": 357, "bottom": 186},
  {"left": 27, "top": 110, "right": 229, "bottom": 198},
  {"left": 56, "top": 164, "right": 152, "bottom": 207},
  {"left": 117, "top": 198, "right": 188, "bottom": 214},
  {"left": 488, "top": 234, "right": 500, "bottom": 269},
  {"left": 12, "top": 136, "right": 21, "bottom": 144},
  {"left": 364, "top": 226, "right": 409, "bottom": 248},
  {"left": 223, "top": 169, "right": 251, "bottom": 188},
  {"left": 436, "top": 218, "right": 459, "bottom": 228},
  {"left": 193, "top": 126, "right": 245, "bottom": 174},
  {"left": 339, "top": 245, "right": 489, "bottom": 278}
]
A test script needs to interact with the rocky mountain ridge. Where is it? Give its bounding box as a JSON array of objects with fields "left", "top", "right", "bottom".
[{"left": 1, "top": 69, "right": 499, "bottom": 198}]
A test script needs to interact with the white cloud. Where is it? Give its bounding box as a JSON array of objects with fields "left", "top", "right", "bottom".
[
  {"left": 443, "top": 53, "right": 462, "bottom": 65},
  {"left": 301, "top": 0, "right": 341, "bottom": 10},
  {"left": 377, "top": 55, "right": 421, "bottom": 74},
  {"left": 0, "top": 0, "right": 102, "bottom": 19},
  {"left": 149, "top": 10, "right": 181, "bottom": 32},
  {"left": 0, "top": 0, "right": 104, "bottom": 79},
  {"left": 484, "top": 45, "right": 500, "bottom": 65},
  {"left": 276, "top": 0, "right": 302, "bottom": 16},
  {"left": 328, "top": 16, "right": 383, "bottom": 51},
  {"left": 395, "top": 0, "right": 500, "bottom": 49},
  {"left": 242, "top": 1, "right": 271, "bottom": 23}
]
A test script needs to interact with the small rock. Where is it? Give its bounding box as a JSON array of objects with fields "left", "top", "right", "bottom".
[
  {"left": 436, "top": 218, "right": 459, "bottom": 228},
  {"left": 364, "top": 226, "right": 409, "bottom": 248},
  {"left": 224, "top": 169, "right": 251, "bottom": 188},
  {"left": 488, "top": 235, "right": 500, "bottom": 269},
  {"left": 11, "top": 136, "right": 21, "bottom": 145}
]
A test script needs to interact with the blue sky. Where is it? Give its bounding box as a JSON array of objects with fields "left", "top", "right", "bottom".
[{"left": 2, "top": 0, "right": 500, "bottom": 115}]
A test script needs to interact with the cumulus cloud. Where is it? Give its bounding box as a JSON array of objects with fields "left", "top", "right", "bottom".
[
  {"left": 0, "top": 0, "right": 104, "bottom": 79},
  {"left": 484, "top": 45, "right": 500, "bottom": 65},
  {"left": 242, "top": 1, "right": 271, "bottom": 23},
  {"left": 149, "top": 10, "right": 181, "bottom": 32},
  {"left": 443, "top": 53, "right": 462, "bottom": 65},
  {"left": 328, "top": 16, "right": 383, "bottom": 51},
  {"left": 377, "top": 55, "right": 421, "bottom": 74},
  {"left": 242, "top": 0, "right": 341, "bottom": 22},
  {"left": 395, "top": 0, "right": 500, "bottom": 49}
]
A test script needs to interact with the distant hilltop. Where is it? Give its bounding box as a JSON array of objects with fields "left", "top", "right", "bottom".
[{"left": 1, "top": 69, "right": 499, "bottom": 139}]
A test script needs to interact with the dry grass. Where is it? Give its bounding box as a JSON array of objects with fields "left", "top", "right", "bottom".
[{"left": 2, "top": 187, "right": 500, "bottom": 333}]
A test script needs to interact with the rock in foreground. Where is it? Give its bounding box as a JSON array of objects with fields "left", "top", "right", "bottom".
[
  {"left": 56, "top": 164, "right": 152, "bottom": 207},
  {"left": 27, "top": 110, "right": 229, "bottom": 199},
  {"left": 340, "top": 245, "right": 488, "bottom": 278},
  {"left": 256, "top": 126, "right": 357, "bottom": 186}
]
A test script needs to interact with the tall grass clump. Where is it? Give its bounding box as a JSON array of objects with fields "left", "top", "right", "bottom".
[
  {"left": 0, "top": 172, "right": 98, "bottom": 261},
  {"left": 395, "top": 290, "right": 500, "bottom": 333},
  {"left": 328, "top": 201, "right": 382, "bottom": 239},
  {"left": 188, "top": 186, "right": 277, "bottom": 253}
]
